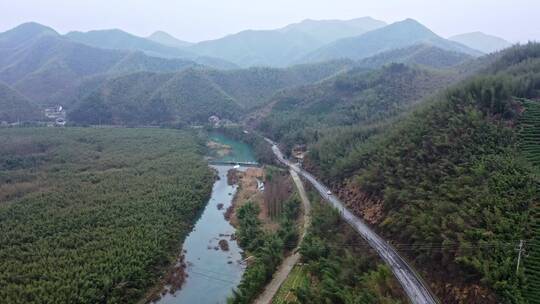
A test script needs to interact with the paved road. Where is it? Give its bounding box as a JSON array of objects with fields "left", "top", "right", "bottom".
[
  {"left": 265, "top": 138, "right": 438, "bottom": 304},
  {"left": 253, "top": 169, "right": 311, "bottom": 304}
]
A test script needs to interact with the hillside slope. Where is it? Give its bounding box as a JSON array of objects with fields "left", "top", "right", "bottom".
[
  {"left": 257, "top": 63, "right": 459, "bottom": 150},
  {"left": 300, "top": 44, "right": 540, "bottom": 303},
  {"left": 68, "top": 60, "right": 352, "bottom": 125},
  {"left": 356, "top": 44, "right": 473, "bottom": 69},
  {"left": 0, "top": 82, "right": 40, "bottom": 123}
]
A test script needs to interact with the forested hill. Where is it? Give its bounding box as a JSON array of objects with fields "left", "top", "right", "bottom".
[
  {"left": 301, "top": 43, "right": 540, "bottom": 303},
  {"left": 356, "top": 44, "right": 473, "bottom": 69},
  {"left": 68, "top": 60, "right": 352, "bottom": 126},
  {"left": 256, "top": 63, "right": 459, "bottom": 150}
]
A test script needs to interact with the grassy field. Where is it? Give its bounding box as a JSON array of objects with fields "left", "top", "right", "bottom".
[{"left": 0, "top": 127, "right": 214, "bottom": 304}]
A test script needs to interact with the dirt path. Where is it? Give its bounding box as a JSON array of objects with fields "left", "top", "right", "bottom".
[{"left": 253, "top": 169, "right": 311, "bottom": 304}]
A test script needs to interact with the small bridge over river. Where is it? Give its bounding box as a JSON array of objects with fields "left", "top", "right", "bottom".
[{"left": 208, "top": 160, "right": 260, "bottom": 167}]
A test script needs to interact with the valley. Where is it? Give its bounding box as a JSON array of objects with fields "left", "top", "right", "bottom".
[{"left": 0, "top": 9, "right": 538, "bottom": 304}]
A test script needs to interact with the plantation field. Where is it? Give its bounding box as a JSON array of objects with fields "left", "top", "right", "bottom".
[
  {"left": 0, "top": 127, "right": 214, "bottom": 303},
  {"left": 271, "top": 266, "right": 308, "bottom": 304},
  {"left": 520, "top": 100, "right": 540, "bottom": 304}
]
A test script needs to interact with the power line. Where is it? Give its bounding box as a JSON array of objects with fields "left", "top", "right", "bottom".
[{"left": 189, "top": 270, "right": 237, "bottom": 285}]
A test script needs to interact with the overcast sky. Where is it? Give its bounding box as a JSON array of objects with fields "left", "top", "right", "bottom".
[{"left": 0, "top": 0, "right": 538, "bottom": 43}]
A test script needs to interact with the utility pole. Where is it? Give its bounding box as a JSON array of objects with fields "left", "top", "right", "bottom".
[{"left": 516, "top": 240, "right": 525, "bottom": 275}]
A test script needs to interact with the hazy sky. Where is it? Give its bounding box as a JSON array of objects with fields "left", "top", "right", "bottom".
[{"left": 0, "top": 0, "right": 538, "bottom": 43}]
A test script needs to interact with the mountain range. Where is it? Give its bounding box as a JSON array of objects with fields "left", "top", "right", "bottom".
[
  {"left": 57, "top": 17, "right": 502, "bottom": 68},
  {"left": 300, "top": 19, "right": 482, "bottom": 63},
  {"left": 187, "top": 17, "right": 387, "bottom": 67},
  {"left": 0, "top": 18, "right": 513, "bottom": 124},
  {"left": 0, "top": 23, "right": 202, "bottom": 107},
  {"left": 68, "top": 60, "right": 352, "bottom": 125}
]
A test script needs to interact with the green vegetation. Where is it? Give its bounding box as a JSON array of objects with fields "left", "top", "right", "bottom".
[
  {"left": 0, "top": 127, "right": 214, "bottom": 303},
  {"left": 293, "top": 195, "right": 405, "bottom": 303},
  {"left": 230, "top": 195, "right": 301, "bottom": 304},
  {"left": 271, "top": 266, "right": 308, "bottom": 304},
  {"left": 293, "top": 43, "right": 540, "bottom": 302},
  {"left": 259, "top": 63, "right": 457, "bottom": 154},
  {"left": 0, "top": 82, "right": 40, "bottom": 123},
  {"left": 356, "top": 44, "right": 473, "bottom": 69},
  {"left": 68, "top": 60, "right": 352, "bottom": 126},
  {"left": 69, "top": 69, "right": 242, "bottom": 126},
  {"left": 519, "top": 99, "right": 540, "bottom": 303}
]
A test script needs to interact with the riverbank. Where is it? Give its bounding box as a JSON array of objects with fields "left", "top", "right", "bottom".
[
  {"left": 153, "top": 132, "right": 261, "bottom": 304},
  {"left": 227, "top": 167, "right": 279, "bottom": 232},
  {"left": 155, "top": 166, "right": 246, "bottom": 304}
]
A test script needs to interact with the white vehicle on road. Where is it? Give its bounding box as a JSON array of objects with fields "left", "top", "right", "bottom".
[{"left": 326, "top": 190, "right": 332, "bottom": 195}]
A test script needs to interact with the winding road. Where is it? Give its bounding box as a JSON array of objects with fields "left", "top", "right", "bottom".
[{"left": 265, "top": 138, "right": 438, "bottom": 304}]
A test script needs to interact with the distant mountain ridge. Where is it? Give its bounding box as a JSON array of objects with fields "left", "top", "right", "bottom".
[
  {"left": 300, "top": 19, "right": 482, "bottom": 64},
  {"left": 66, "top": 29, "right": 194, "bottom": 58},
  {"left": 187, "top": 17, "right": 387, "bottom": 67},
  {"left": 0, "top": 23, "right": 202, "bottom": 105},
  {"left": 449, "top": 32, "right": 512, "bottom": 54},
  {"left": 279, "top": 17, "right": 386, "bottom": 43},
  {"left": 6, "top": 18, "right": 483, "bottom": 69},
  {"left": 65, "top": 29, "right": 236, "bottom": 69}
]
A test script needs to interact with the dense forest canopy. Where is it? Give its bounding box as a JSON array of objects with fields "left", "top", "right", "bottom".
[
  {"left": 67, "top": 60, "right": 351, "bottom": 126},
  {"left": 0, "top": 128, "right": 214, "bottom": 303},
  {"left": 257, "top": 63, "right": 460, "bottom": 153}
]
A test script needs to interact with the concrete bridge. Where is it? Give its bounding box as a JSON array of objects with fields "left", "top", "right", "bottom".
[{"left": 208, "top": 160, "right": 260, "bottom": 167}]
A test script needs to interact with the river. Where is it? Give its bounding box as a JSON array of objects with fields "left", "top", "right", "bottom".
[{"left": 157, "top": 132, "right": 257, "bottom": 304}]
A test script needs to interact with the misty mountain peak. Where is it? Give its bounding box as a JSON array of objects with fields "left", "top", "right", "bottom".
[
  {"left": 148, "top": 30, "right": 193, "bottom": 48},
  {"left": 0, "top": 22, "right": 59, "bottom": 47},
  {"left": 10, "top": 22, "right": 58, "bottom": 35}
]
